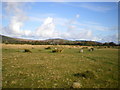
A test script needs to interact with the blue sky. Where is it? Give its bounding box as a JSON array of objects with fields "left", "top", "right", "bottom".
[{"left": 1, "top": 2, "right": 118, "bottom": 43}]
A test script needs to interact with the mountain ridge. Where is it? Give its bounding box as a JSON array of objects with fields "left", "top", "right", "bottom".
[{"left": 0, "top": 34, "right": 118, "bottom": 46}]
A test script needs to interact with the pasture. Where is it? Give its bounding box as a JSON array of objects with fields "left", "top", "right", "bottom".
[{"left": 2, "top": 44, "right": 119, "bottom": 88}]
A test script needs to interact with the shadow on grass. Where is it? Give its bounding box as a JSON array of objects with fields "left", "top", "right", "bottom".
[{"left": 73, "top": 71, "right": 95, "bottom": 79}]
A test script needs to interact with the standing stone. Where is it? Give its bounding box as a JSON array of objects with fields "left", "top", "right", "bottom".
[
  {"left": 89, "top": 48, "right": 94, "bottom": 51},
  {"left": 79, "top": 49, "right": 83, "bottom": 53}
]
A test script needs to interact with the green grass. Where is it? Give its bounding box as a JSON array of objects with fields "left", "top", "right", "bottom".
[{"left": 2, "top": 45, "right": 119, "bottom": 88}]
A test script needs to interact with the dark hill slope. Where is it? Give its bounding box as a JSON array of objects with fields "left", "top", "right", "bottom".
[{"left": 0, "top": 35, "right": 117, "bottom": 46}]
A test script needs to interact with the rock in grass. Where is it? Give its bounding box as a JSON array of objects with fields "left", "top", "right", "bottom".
[
  {"left": 79, "top": 49, "right": 83, "bottom": 53},
  {"left": 88, "top": 48, "right": 94, "bottom": 51},
  {"left": 24, "top": 49, "right": 31, "bottom": 52},
  {"left": 52, "top": 48, "right": 63, "bottom": 53},
  {"left": 45, "top": 47, "right": 51, "bottom": 49},
  {"left": 72, "top": 82, "right": 82, "bottom": 88},
  {"left": 20, "top": 49, "right": 31, "bottom": 53}
]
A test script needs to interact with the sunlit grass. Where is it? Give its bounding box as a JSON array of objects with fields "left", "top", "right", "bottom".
[{"left": 2, "top": 44, "right": 119, "bottom": 88}]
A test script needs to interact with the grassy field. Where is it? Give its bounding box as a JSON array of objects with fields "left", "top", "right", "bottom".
[{"left": 2, "top": 44, "right": 119, "bottom": 88}]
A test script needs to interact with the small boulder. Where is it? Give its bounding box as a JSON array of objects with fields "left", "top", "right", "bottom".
[
  {"left": 45, "top": 47, "right": 51, "bottom": 49},
  {"left": 71, "top": 82, "right": 82, "bottom": 88},
  {"left": 52, "top": 48, "right": 63, "bottom": 53},
  {"left": 24, "top": 49, "right": 31, "bottom": 52},
  {"left": 20, "top": 49, "right": 31, "bottom": 53},
  {"left": 88, "top": 48, "right": 94, "bottom": 51},
  {"left": 79, "top": 49, "right": 83, "bottom": 53}
]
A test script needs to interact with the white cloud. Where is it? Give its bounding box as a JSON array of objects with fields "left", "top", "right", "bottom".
[
  {"left": 4, "top": 2, "right": 26, "bottom": 17},
  {"left": 87, "top": 25, "right": 118, "bottom": 31},
  {"left": 73, "top": 20, "right": 118, "bottom": 31},
  {"left": 60, "top": 19, "right": 98, "bottom": 41},
  {"left": 62, "top": 2, "right": 114, "bottom": 12},
  {"left": 80, "top": 3, "right": 112, "bottom": 12},
  {"left": 29, "top": 16, "right": 44, "bottom": 22},
  {"left": 54, "top": 17, "right": 68, "bottom": 26},
  {"left": 1, "top": 2, "right": 118, "bottom": 43},
  {"left": 100, "top": 34, "right": 118, "bottom": 43},
  {"left": 76, "top": 14, "right": 80, "bottom": 18},
  {"left": 2, "top": 2, "right": 29, "bottom": 37},
  {"left": 35, "top": 17, "right": 59, "bottom": 39}
]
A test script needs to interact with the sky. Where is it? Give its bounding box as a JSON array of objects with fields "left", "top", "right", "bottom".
[{"left": 1, "top": 2, "right": 119, "bottom": 43}]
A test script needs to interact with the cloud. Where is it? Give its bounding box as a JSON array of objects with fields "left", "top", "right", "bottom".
[
  {"left": 87, "top": 25, "right": 118, "bottom": 31},
  {"left": 2, "top": 2, "right": 30, "bottom": 37},
  {"left": 59, "top": 18, "right": 99, "bottom": 41},
  {"left": 72, "top": 20, "right": 118, "bottom": 31},
  {"left": 2, "top": 2, "right": 57, "bottom": 38},
  {"left": 29, "top": 17, "right": 44, "bottom": 22},
  {"left": 76, "top": 14, "right": 80, "bottom": 18},
  {"left": 100, "top": 34, "right": 118, "bottom": 43},
  {"left": 35, "top": 17, "right": 59, "bottom": 39},
  {"left": 1, "top": 2, "right": 117, "bottom": 43},
  {"left": 80, "top": 3, "right": 112, "bottom": 12},
  {"left": 62, "top": 2, "right": 114, "bottom": 12},
  {"left": 4, "top": 2, "right": 26, "bottom": 17}
]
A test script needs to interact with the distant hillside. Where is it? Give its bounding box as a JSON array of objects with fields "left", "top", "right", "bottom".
[
  {"left": 1, "top": 35, "right": 39, "bottom": 44},
  {"left": 1, "top": 35, "right": 19, "bottom": 43},
  {"left": 1, "top": 35, "right": 33, "bottom": 42},
  {"left": 0, "top": 35, "right": 118, "bottom": 46}
]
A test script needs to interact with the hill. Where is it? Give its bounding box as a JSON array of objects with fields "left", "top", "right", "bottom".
[{"left": 0, "top": 34, "right": 118, "bottom": 46}]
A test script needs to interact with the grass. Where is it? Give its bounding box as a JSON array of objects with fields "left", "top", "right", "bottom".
[{"left": 2, "top": 44, "right": 119, "bottom": 88}]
